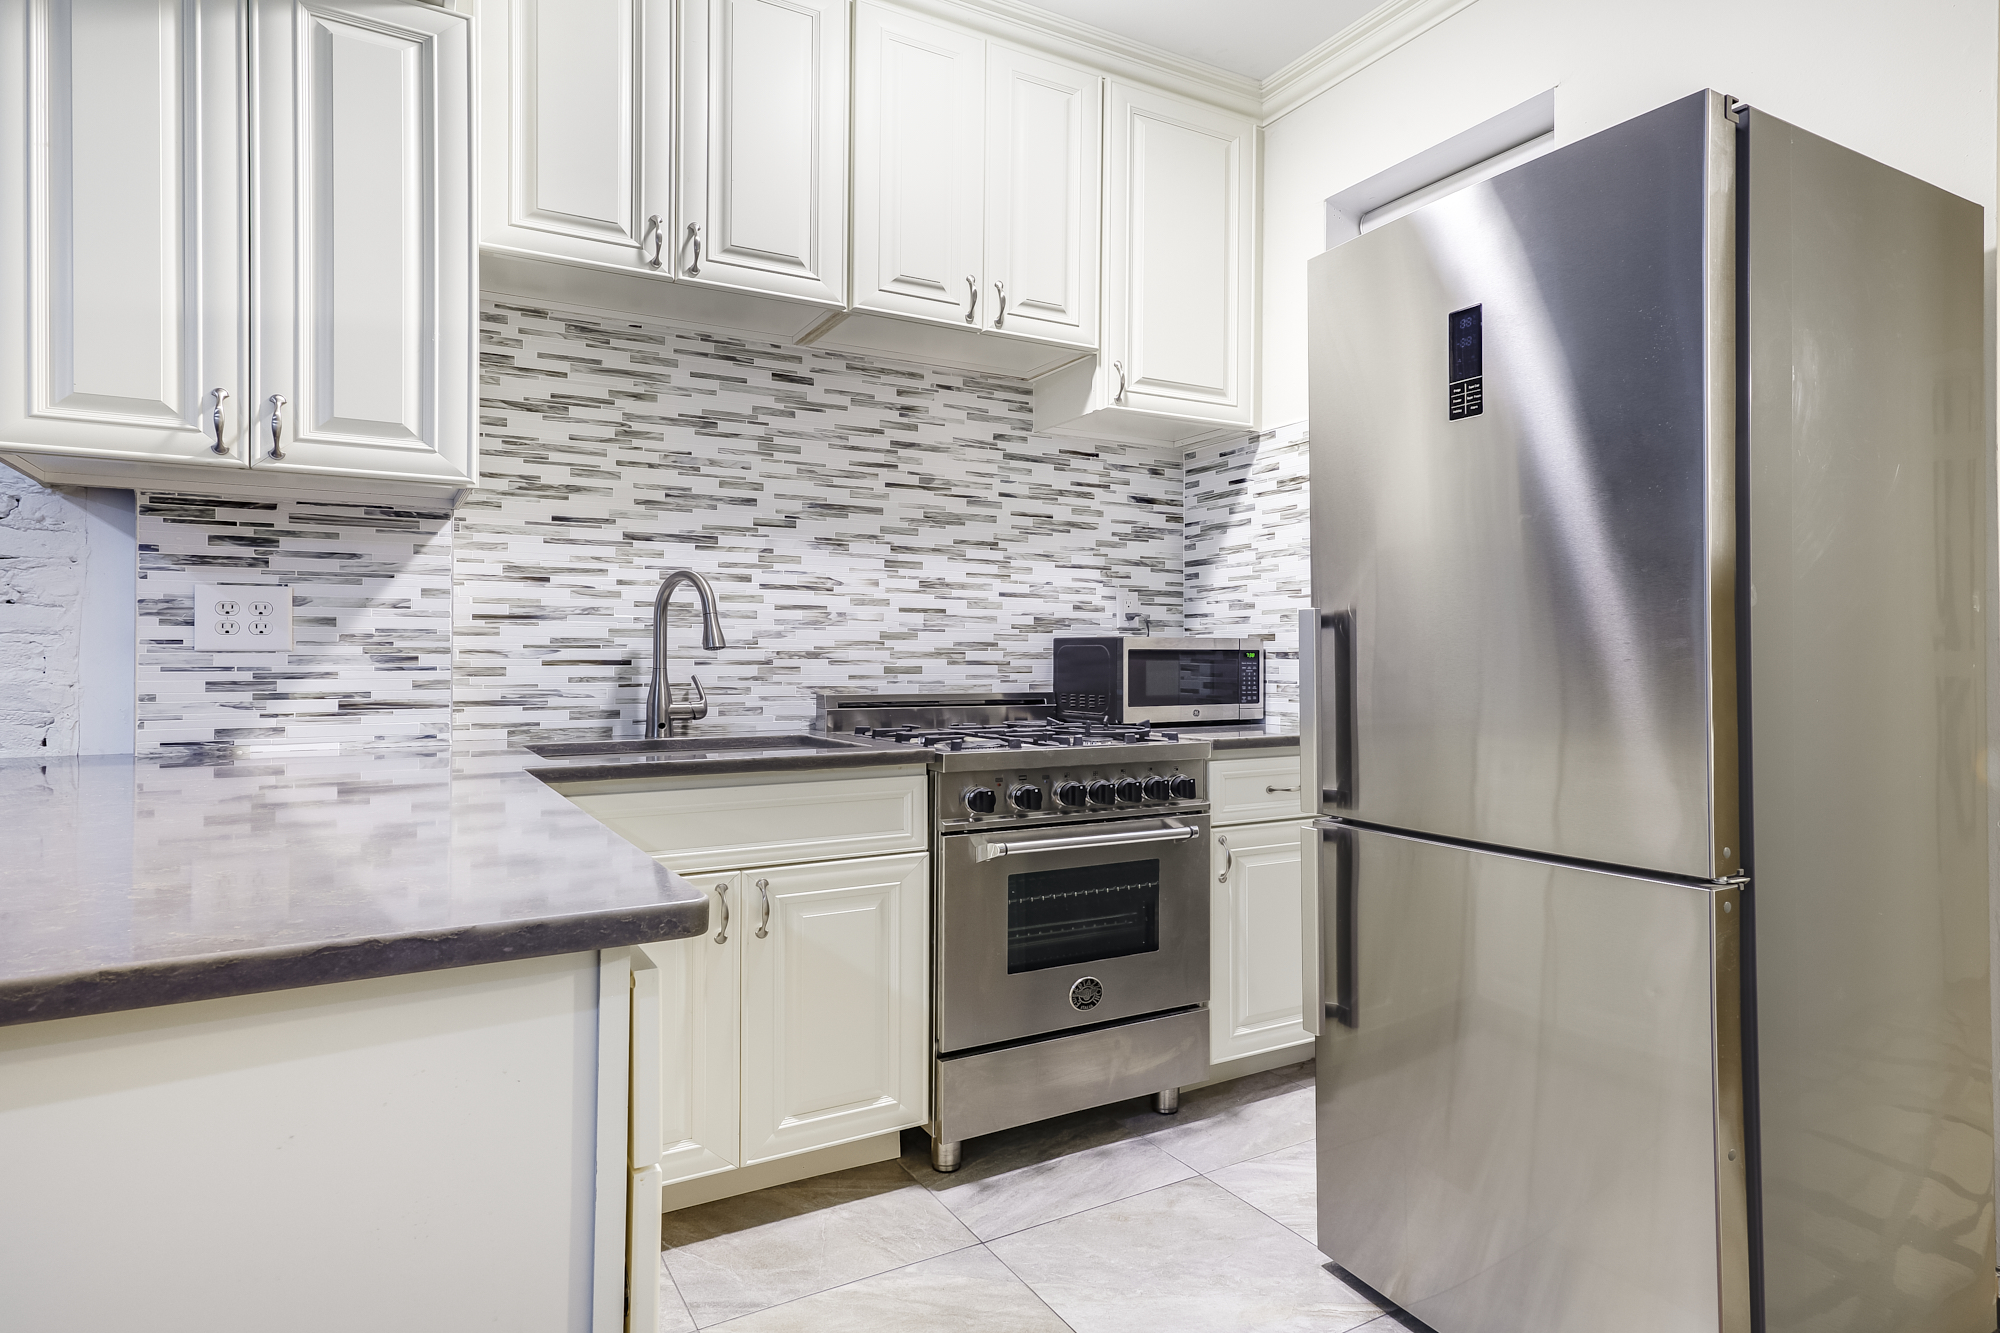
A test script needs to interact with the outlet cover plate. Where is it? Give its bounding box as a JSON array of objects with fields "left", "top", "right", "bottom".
[{"left": 195, "top": 584, "right": 294, "bottom": 651}]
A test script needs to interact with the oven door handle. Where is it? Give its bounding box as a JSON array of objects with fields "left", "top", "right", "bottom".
[{"left": 972, "top": 820, "right": 1200, "bottom": 862}]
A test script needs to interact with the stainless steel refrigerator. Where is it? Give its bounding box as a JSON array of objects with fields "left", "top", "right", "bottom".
[{"left": 1302, "top": 89, "right": 1993, "bottom": 1333}]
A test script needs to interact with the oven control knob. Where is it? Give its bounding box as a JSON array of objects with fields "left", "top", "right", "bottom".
[
  {"left": 1088, "top": 780, "right": 1118, "bottom": 805},
  {"left": 1169, "top": 774, "right": 1198, "bottom": 800},
  {"left": 1142, "top": 775, "right": 1173, "bottom": 801},
  {"left": 1115, "top": 778, "right": 1145, "bottom": 804},
  {"left": 1010, "top": 784, "right": 1044, "bottom": 811},
  {"left": 964, "top": 787, "right": 997, "bottom": 814},
  {"left": 1054, "top": 781, "right": 1089, "bottom": 807}
]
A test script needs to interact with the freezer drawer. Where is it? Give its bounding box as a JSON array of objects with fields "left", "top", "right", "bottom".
[
  {"left": 1305, "top": 91, "right": 1737, "bottom": 880},
  {"left": 1312, "top": 823, "right": 1747, "bottom": 1333}
]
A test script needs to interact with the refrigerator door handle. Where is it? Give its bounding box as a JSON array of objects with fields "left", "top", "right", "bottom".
[
  {"left": 1297, "top": 607, "right": 1318, "bottom": 816},
  {"left": 1319, "top": 610, "right": 1356, "bottom": 808}
]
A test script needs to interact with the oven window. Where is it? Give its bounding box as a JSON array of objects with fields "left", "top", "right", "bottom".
[
  {"left": 1126, "top": 650, "right": 1244, "bottom": 708},
  {"left": 1006, "top": 858, "right": 1161, "bottom": 974}
]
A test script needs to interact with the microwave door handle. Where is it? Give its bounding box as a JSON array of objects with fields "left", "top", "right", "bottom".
[{"left": 973, "top": 820, "right": 1200, "bottom": 862}]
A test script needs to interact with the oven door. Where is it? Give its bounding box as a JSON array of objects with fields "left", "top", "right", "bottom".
[
  {"left": 1123, "top": 645, "right": 1258, "bottom": 723},
  {"left": 937, "top": 815, "right": 1211, "bottom": 1053}
]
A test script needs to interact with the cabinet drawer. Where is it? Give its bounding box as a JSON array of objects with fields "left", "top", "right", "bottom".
[
  {"left": 1208, "top": 753, "right": 1305, "bottom": 825},
  {"left": 563, "top": 773, "right": 928, "bottom": 873}
]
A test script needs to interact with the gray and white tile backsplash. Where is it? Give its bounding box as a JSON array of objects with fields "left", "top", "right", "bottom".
[
  {"left": 3, "top": 302, "right": 1309, "bottom": 757},
  {"left": 456, "top": 302, "right": 1185, "bottom": 746},
  {"left": 136, "top": 493, "right": 454, "bottom": 752},
  {"left": 1183, "top": 422, "right": 1312, "bottom": 724}
]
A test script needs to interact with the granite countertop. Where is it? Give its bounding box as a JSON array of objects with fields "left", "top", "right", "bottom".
[
  {"left": 521, "top": 733, "right": 931, "bottom": 785},
  {"left": 1194, "top": 720, "right": 1303, "bottom": 752},
  {"left": 0, "top": 745, "right": 713, "bottom": 1028}
]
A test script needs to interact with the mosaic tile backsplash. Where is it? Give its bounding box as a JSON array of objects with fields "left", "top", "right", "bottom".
[
  {"left": 136, "top": 493, "right": 454, "bottom": 752},
  {"left": 456, "top": 302, "right": 1185, "bottom": 746},
  {"left": 106, "top": 303, "right": 1311, "bottom": 755},
  {"left": 1182, "top": 422, "right": 1312, "bottom": 724}
]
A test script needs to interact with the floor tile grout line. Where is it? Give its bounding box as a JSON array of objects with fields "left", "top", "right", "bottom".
[{"left": 977, "top": 1238, "right": 1083, "bottom": 1333}]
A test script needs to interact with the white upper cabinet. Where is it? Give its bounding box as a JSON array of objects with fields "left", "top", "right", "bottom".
[
  {"left": 480, "top": 0, "right": 670, "bottom": 273},
  {"left": 1098, "top": 81, "right": 1255, "bottom": 430},
  {"left": 983, "top": 44, "right": 1099, "bottom": 350},
  {"left": 850, "top": 3, "right": 985, "bottom": 328},
  {"left": 0, "top": 0, "right": 249, "bottom": 470},
  {"left": 251, "top": 0, "right": 475, "bottom": 485},
  {"left": 676, "top": 0, "right": 848, "bottom": 306}
]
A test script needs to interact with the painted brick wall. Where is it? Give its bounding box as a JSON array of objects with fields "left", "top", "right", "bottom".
[{"left": 0, "top": 472, "right": 84, "bottom": 755}]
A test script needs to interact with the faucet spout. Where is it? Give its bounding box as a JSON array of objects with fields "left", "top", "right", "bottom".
[{"left": 646, "top": 569, "right": 728, "bottom": 737}]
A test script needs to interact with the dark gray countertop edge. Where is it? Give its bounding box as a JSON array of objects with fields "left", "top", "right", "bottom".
[
  {"left": 1207, "top": 733, "right": 1302, "bottom": 752},
  {"left": 525, "top": 746, "right": 929, "bottom": 784},
  {"left": 0, "top": 895, "right": 709, "bottom": 1030}
]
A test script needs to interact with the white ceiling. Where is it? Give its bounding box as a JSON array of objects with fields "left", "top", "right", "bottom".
[{"left": 1009, "top": 0, "right": 1387, "bottom": 81}]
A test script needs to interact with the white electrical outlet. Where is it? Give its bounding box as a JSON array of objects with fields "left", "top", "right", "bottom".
[
  {"left": 1117, "top": 590, "right": 1145, "bottom": 629},
  {"left": 194, "top": 584, "right": 294, "bottom": 651}
]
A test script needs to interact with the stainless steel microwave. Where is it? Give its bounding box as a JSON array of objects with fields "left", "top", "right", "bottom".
[{"left": 1052, "top": 636, "right": 1264, "bottom": 724}]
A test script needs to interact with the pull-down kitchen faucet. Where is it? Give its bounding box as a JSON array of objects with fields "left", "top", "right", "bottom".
[{"left": 645, "top": 569, "right": 727, "bottom": 737}]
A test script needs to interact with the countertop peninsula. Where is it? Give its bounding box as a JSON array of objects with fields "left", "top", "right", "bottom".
[{"left": 0, "top": 744, "right": 712, "bottom": 1027}]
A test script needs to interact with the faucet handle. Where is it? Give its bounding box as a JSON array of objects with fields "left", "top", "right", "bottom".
[{"left": 667, "top": 675, "right": 711, "bottom": 723}]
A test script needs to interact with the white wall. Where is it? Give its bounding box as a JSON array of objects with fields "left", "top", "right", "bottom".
[{"left": 1260, "top": 0, "right": 1999, "bottom": 426}]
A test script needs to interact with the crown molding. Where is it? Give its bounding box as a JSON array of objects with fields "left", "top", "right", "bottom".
[
  {"left": 880, "top": 0, "right": 1484, "bottom": 126},
  {"left": 1259, "top": 0, "right": 1483, "bottom": 124},
  {"left": 911, "top": 0, "right": 1264, "bottom": 117}
]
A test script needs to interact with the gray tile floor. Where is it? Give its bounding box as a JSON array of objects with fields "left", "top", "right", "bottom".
[{"left": 655, "top": 1060, "right": 1410, "bottom": 1332}]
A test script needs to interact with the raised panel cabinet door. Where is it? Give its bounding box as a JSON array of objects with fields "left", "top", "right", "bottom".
[
  {"left": 851, "top": 3, "right": 983, "bottom": 327},
  {"left": 1210, "top": 820, "right": 1314, "bottom": 1064},
  {"left": 1105, "top": 83, "right": 1253, "bottom": 426},
  {"left": 250, "top": 0, "right": 475, "bottom": 485},
  {"left": 739, "top": 853, "right": 929, "bottom": 1165},
  {"left": 478, "top": 0, "right": 673, "bottom": 273},
  {"left": 676, "top": 0, "right": 846, "bottom": 305},
  {"left": 639, "top": 877, "right": 741, "bottom": 1187},
  {"left": 984, "top": 44, "right": 1098, "bottom": 350},
  {"left": 0, "top": 0, "right": 249, "bottom": 468}
]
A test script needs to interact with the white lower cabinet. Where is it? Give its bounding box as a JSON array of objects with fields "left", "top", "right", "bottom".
[
  {"left": 1210, "top": 819, "right": 1314, "bottom": 1063},
  {"left": 639, "top": 852, "right": 929, "bottom": 1189}
]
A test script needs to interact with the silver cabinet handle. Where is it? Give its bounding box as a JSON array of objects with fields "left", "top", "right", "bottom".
[
  {"left": 713, "top": 882, "right": 730, "bottom": 944},
  {"left": 266, "top": 394, "right": 288, "bottom": 460},
  {"left": 646, "top": 214, "right": 664, "bottom": 270},
  {"left": 1112, "top": 360, "right": 1126, "bottom": 402},
  {"left": 992, "top": 279, "right": 1006, "bottom": 328},
  {"left": 755, "top": 877, "right": 771, "bottom": 939},
  {"left": 208, "top": 387, "right": 230, "bottom": 454},
  {"left": 1218, "top": 832, "right": 1232, "bottom": 883},
  {"left": 974, "top": 820, "right": 1198, "bottom": 862},
  {"left": 1266, "top": 785, "right": 1300, "bottom": 794},
  {"left": 964, "top": 275, "right": 978, "bottom": 324},
  {"left": 686, "top": 222, "right": 702, "bottom": 277}
]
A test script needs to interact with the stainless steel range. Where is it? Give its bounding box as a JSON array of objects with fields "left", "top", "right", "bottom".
[{"left": 818, "top": 692, "right": 1214, "bottom": 1172}]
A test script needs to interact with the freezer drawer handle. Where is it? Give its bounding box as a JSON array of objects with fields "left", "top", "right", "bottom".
[
  {"left": 972, "top": 820, "right": 1198, "bottom": 862},
  {"left": 1327, "top": 823, "right": 1357, "bottom": 1028}
]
